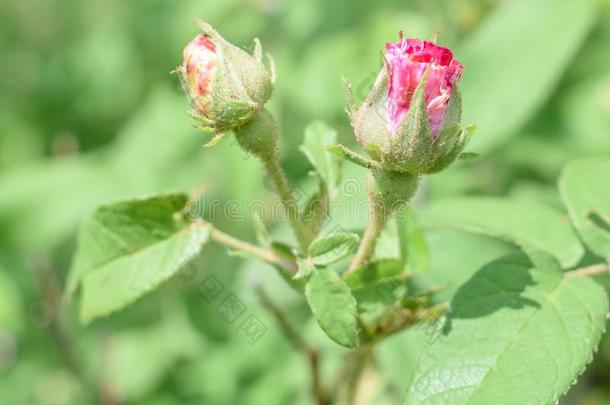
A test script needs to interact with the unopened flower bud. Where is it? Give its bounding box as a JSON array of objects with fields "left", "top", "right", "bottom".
[
  {"left": 176, "top": 20, "right": 274, "bottom": 139},
  {"left": 349, "top": 34, "right": 472, "bottom": 174}
]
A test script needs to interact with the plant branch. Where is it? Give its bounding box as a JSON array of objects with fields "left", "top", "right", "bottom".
[
  {"left": 233, "top": 110, "right": 314, "bottom": 252},
  {"left": 262, "top": 156, "right": 314, "bottom": 251},
  {"left": 369, "top": 302, "right": 449, "bottom": 343},
  {"left": 210, "top": 227, "right": 298, "bottom": 273},
  {"left": 567, "top": 262, "right": 609, "bottom": 277},
  {"left": 347, "top": 204, "right": 389, "bottom": 274},
  {"left": 347, "top": 171, "right": 418, "bottom": 274},
  {"left": 256, "top": 286, "right": 328, "bottom": 405}
]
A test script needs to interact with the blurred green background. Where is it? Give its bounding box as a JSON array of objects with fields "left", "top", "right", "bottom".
[{"left": 1, "top": 0, "right": 610, "bottom": 403}]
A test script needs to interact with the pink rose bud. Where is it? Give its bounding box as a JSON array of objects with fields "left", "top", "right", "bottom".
[
  {"left": 176, "top": 21, "right": 274, "bottom": 144},
  {"left": 346, "top": 33, "right": 473, "bottom": 174},
  {"left": 182, "top": 34, "right": 218, "bottom": 117},
  {"left": 386, "top": 38, "right": 463, "bottom": 137}
]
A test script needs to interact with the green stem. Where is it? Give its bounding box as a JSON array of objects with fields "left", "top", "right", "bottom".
[
  {"left": 261, "top": 155, "right": 314, "bottom": 251},
  {"left": 234, "top": 110, "right": 313, "bottom": 252},
  {"left": 348, "top": 170, "right": 419, "bottom": 274},
  {"left": 567, "top": 262, "right": 609, "bottom": 277},
  {"left": 368, "top": 302, "right": 449, "bottom": 343},
  {"left": 347, "top": 202, "right": 390, "bottom": 274},
  {"left": 211, "top": 227, "right": 298, "bottom": 273}
]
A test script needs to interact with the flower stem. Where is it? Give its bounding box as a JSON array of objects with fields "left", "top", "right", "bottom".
[
  {"left": 348, "top": 202, "right": 390, "bottom": 273},
  {"left": 210, "top": 227, "right": 298, "bottom": 273},
  {"left": 234, "top": 110, "right": 313, "bottom": 252},
  {"left": 261, "top": 155, "right": 314, "bottom": 251},
  {"left": 567, "top": 262, "right": 609, "bottom": 277},
  {"left": 347, "top": 170, "right": 419, "bottom": 274}
]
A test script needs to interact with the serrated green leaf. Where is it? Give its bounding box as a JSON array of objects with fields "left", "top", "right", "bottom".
[
  {"left": 405, "top": 252, "right": 608, "bottom": 404},
  {"left": 305, "top": 268, "right": 358, "bottom": 348},
  {"left": 344, "top": 259, "right": 404, "bottom": 290},
  {"left": 559, "top": 158, "right": 610, "bottom": 258},
  {"left": 308, "top": 232, "right": 359, "bottom": 266},
  {"left": 461, "top": 0, "right": 596, "bottom": 152},
  {"left": 419, "top": 197, "right": 584, "bottom": 268},
  {"left": 79, "top": 221, "right": 210, "bottom": 324},
  {"left": 299, "top": 121, "right": 341, "bottom": 195},
  {"left": 67, "top": 192, "right": 190, "bottom": 296},
  {"left": 396, "top": 207, "right": 429, "bottom": 273},
  {"left": 67, "top": 193, "right": 212, "bottom": 323},
  {"left": 344, "top": 259, "right": 406, "bottom": 318}
]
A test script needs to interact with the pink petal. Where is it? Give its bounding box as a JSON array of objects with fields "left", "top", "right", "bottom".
[
  {"left": 182, "top": 34, "right": 218, "bottom": 114},
  {"left": 386, "top": 37, "right": 463, "bottom": 137}
]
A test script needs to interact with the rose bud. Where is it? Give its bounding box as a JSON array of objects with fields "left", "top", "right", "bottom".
[
  {"left": 343, "top": 34, "right": 473, "bottom": 174},
  {"left": 175, "top": 20, "right": 274, "bottom": 145}
]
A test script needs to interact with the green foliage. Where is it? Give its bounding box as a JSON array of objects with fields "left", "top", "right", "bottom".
[
  {"left": 300, "top": 121, "right": 341, "bottom": 196},
  {"left": 305, "top": 268, "right": 359, "bottom": 348},
  {"left": 405, "top": 252, "right": 608, "bottom": 404},
  {"left": 308, "top": 232, "right": 359, "bottom": 266},
  {"left": 2, "top": 0, "right": 610, "bottom": 403},
  {"left": 419, "top": 197, "right": 584, "bottom": 268},
  {"left": 559, "top": 158, "right": 610, "bottom": 259},
  {"left": 461, "top": 0, "right": 596, "bottom": 152},
  {"left": 68, "top": 193, "right": 211, "bottom": 323},
  {"left": 299, "top": 121, "right": 342, "bottom": 235},
  {"left": 344, "top": 259, "right": 405, "bottom": 316},
  {"left": 344, "top": 259, "right": 404, "bottom": 290}
]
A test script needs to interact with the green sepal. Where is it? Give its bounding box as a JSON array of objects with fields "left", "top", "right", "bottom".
[
  {"left": 324, "top": 144, "right": 382, "bottom": 169},
  {"left": 341, "top": 75, "right": 356, "bottom": 118},
  {"left": 365, "top": 143, "right": 383, "bottom": 161},
  {"left": 436, "top": 85, "right": 462, "bottom": 141},
  {"left": 265, "top": 53, "right": 276, "bottom": 86},
  {"left": 203, "top": 132, "right": 226, "bottom": 148},
  {"left": 188, "top": 110, "right": 215, "bottom": 126},
  {"left": 387, "top": 68, "right": 433, "bottom": 173},
  {"left": 427, "top": 86, "right": 462, "bottom": 168},
  {"left": 301, "top": 173, "right": 328, "bottom": 236},
  {"left": 352, "top": 69, "right": 391, "bottom": 151},
  {"left": 252, "top": 38, "right": 263, "bottom": 61},
  {"left": 425, "top": 124, "right": 476, "bottom": 173}
]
